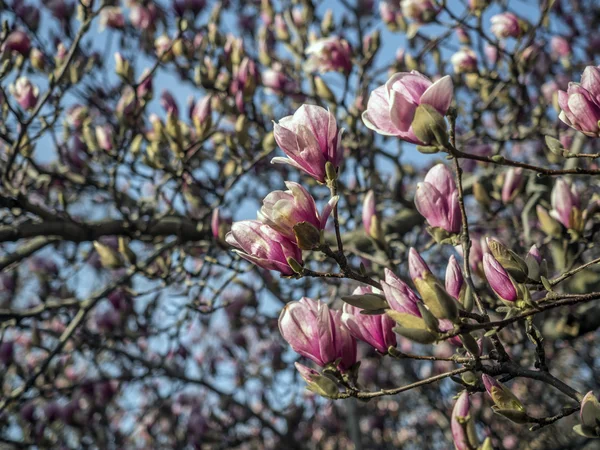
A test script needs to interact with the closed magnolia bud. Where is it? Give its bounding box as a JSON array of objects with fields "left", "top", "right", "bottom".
[
  {"left": 295, "top": 363, "right": 339, "bottom": 398},
  {"left": 29, "top": 48, "right": 45, "bottom": 71},
  {"left": 486, "top": 237, "right": 528, "bottom": 282},
  {"left": 525, "top": 244, "right": 542, "bottom": 281},
  {"left": 445, "top": 255, "right": 465, "bottom": 303},
  {"left": 501, "top": 167, "right": 524, "bottom": 204},
  {"left": 93, "top": 241, "right": 124, "bottom": 269},
  {"left": 482, "top": 374, "right": 525, "bottom": 412},
  {"left": 575, "top": 391, "right": 600, "bottom": 437},
  {"left": 321, "top": 9, "right": 334, "bottom": 34},
  {"left": 536, "top": 205, "right": 562, "bottom": 238},
  {"left": 483, "top": 253, "right": 518, "bottom": 303},
  {"left": 362, "top": 190, "right": 383, "bottom": 243},
  {"left": 473, "top": 181, "right": 491, "bottom": 207},
  {"left": 114, "top": 52, "right": 133, "bottom": 82},
  {"left": 451, "top": 392, "right": 477, "bottom": 450}
]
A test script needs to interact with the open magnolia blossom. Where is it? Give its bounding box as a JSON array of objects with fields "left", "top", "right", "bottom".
[{"left": 362, "top": 71, "right": 454, "bottom": 144}]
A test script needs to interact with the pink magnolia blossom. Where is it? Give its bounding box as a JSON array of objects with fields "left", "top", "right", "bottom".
[
  {"left": 450, "top": 48, "right": 478, "bottom": 74},
  {"left": 305, "top": 37, "right": 352, "bottom": 74},
  {"left": 279, "top": 297, "right": 357, "bottom": 371},
  {"left": 341, "top": 287, "right": 397, "bottom": 354},
  {"left": 9, "top": 77, "right": 38, "bottom": 110},
  {"left": 99, "top": 7, "right": 125, "bottom": 30},
  {"left": 257, "top": 181, "right": 338, "bottom": 241},
  {"left": 490, "top": 12, "right": 522, "bottom": 39},
  {"left": 382, "top": 267, "right": 462, "bottom": 346},
  {"left": 501, "top": 168, "right": 524, "bottom": 204},
  {"left": 558, "top": 66, "right": 600, "bottom": 137},
  {"left": 550, "top": 178, "right": 580, "bottom": 229},
  {"left": 445, "top": 255, "right": 465, "bottom": 300},
  {"left": 451, "top": 392, "right": 471, "bottom": 450},
  {"left": 414, "top": 164, "right": 461, "bottom": 234},
  {"left": 225, "top": 220, "right": 302, "bottom": 275},
  {"left": 401, "top": 0, "right": 438, "bottom": 23},
  {"left": 1, "top": 30, "right": 31, "bottom": 56},
  {"left": 272, "top": 105, "right": 343, "bottom": 183},
  {"left": 362, "top": 71, "right": 453, "bottom": 144}
]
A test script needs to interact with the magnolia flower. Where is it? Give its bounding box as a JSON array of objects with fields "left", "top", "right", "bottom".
[
  {"left": 558, "top": 66, "right": 600, "bottom": 137},
  {"left": 341, "top": 287, "right": 397, "bottom": 353},
  {"left": 451, "top": 48, "right": 478, "bottom": 74},
  {"left": 501, "top": 167, "right": 524, "bottom": 204},
  {"left": 451, "top": 392, "right": 472, "bottom": 450},
  {"left": 99, "top": 7, "right": 125, "bottom": 30},
  {"left": 279, "top": 297, "right": 357, "bottom": 371},
  {"left": 262, "top": 67, "right": 298, "bottom": 95},
  {"left": 9, "top": 77, "right": 38, "bottom": 110},
  {"left": 272, "top": 105, "right": 343, "bottom": 183},
  {"left": 1, "top": 30, "right": 31, "bottom": 55},
  {"left": 415, "top": 164, "right": 461, "bottom": 234},
  {"left": 550, "top": 178, "right": 582, "bottom": 230},
  {"left": 258, "top": 181, "right": 337, "bottom": 242},
  {"left": 362, "top": 71, "right": 453, "bottom": 144},
  {"left": 401, "top": 0, "right": 438, "bottom": 23},
  {"left": 225, "top": 220, "right": 303, "bottom": 275},
  {"left": 490, "top": 12, "right": 522, "bottom": 39},
  {"left": 305, "top": 37, "right": 352, "bottom": 74}
]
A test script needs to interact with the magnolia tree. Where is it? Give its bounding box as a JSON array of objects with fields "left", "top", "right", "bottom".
[{"left": 3, "top": 0, "right": 600, "bottom": 448}]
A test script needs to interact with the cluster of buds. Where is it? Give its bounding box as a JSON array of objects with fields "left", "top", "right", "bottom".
[
  {"left": 362, "top": 71, "right": 454, "bottom": 146},
  {"left": 382, "top": 252, "right": 462, "bottom": 346},
  {"left": 226, "top": 105, "right": 343, "bottom": 275},
  {"left": 414, "top": 164, "right": 462, "bottom": 242}
]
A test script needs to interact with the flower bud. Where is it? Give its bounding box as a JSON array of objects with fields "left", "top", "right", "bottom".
[
  {"left": 445, "top": 255, "right": 465, "bottom": 303},
  {"left": 486, "top": 237, "right": 528, "bottom": 283},
  {"left": 483, "top": 253, "right": 518, "bottom": 303},
  {"left": 295, "top": 363, "right": 339, "bottom": 398},
  {"left": 1, "top": 30, "right": 31, "bottom": 56},
  {"left": 451, "top": 48, "right": 478, "bottom": 74},
  {"left": 9, "top": 77, "right": 39, "bottom": 110},
  {"left": 95, "top": 125, "right": 114, "bottom": 152},
  {"left": 114, "top": 52, "right": 133, "bottom": 82},
  {"left": 451, "top": 392, "right": 477, "bottom": 450},
  {"left": 536, "top": 205, "right": 562, "bottom": 238},
  {"left": 362, "top": 190, "right": 383, "bottom": 243},
  {"left": 574, "top": 391, "right": 600, "bottom": 437},
  {"left": 501, "top": 168, "right": 524, "bottom": 204},
  {"left": 482, "top": 374, "right": 525, "bottom": 411},
  {"left": 409, "top": 249, "right": 459, "bottom": 321},
  {"left": 29, "top": 48, "right": 45, "bottom": 71}
]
